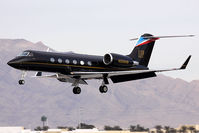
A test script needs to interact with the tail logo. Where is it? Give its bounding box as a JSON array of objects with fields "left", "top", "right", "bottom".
[{"left": 138, "top": 50, "right": 144, "bottom": 58}]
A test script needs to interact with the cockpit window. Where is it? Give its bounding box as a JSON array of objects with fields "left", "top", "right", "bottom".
[{"left": 18, "top": 51, "right": 33, "bottom": 57}]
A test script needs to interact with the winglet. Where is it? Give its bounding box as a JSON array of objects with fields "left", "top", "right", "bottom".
[{"left": 180, "top": 55, "right": 191, "bottom": 69}]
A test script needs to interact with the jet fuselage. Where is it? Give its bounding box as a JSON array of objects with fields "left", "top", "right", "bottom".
[
  {"left": 8, "top": 50, "right": 147, "bottom": 75},
  {"left": 7, "top": 33, "right": 192, "bottom": 94}
]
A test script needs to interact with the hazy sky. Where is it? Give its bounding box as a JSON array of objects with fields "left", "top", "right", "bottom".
[{"left": 0, "top": 0, "right": 198, "bottom": 81}]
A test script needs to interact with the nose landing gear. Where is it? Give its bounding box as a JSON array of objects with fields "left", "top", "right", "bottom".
[
  {"left": 18, "top": 71, "right": 26, "bottom": 85},
  {"left": 18, "top": 80, "right": 25, "bottom": 85}
]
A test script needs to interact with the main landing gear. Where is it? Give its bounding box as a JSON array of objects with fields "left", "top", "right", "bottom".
[
  {"left": 73, "top": 86, "right": 81, "bottom": 94},
  {"left": 72, "top": 78, "right": 82, "bottom": 94},
  {"left": 72, "top": 85, "right": 108, "bottom": 94},
  {"left": 72, "top": 75, "right": 110, "bottom": 95},
  {"left": 18, "top": 71, "right": 26, "bottom": 85},
  {"left": 99, "top": 75, "right": 109, "bottom": 93},
  {"left": 99, "top": 85, "right": 108, "bottom": 93}
]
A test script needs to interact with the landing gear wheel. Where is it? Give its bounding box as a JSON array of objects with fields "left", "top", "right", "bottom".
[
  {"left": 73, "top": 87, "right": 81, "bottom": 94},
  {"left": 99, "top": 85, "right": 108, "bottom": 93},
  {"left": 18, "top": 80, "right": 25, "bottom": 85}
]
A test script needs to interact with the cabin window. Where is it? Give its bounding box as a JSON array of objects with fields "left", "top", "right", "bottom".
[
  {"left": 65, "top": 59, "right": 70, "bottom": 64},
  {"left": 80, "top": 61, "right": 84, "bottom": 65},
  {"left": 58, "top": 58, "right": 62, "bottom": 63},
  {"left": 50, "top": 58, "right": 55, "bottom": 63},
  {"left": 87, "top": 61, "right": 92, "bottom": 66},
  {"left": 73, "top": 60, "right": 77, "bottom": 65}
]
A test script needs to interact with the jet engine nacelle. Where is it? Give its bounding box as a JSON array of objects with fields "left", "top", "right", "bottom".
[{"left": 103, "top": 53, "right": 134, "bottom": 67}]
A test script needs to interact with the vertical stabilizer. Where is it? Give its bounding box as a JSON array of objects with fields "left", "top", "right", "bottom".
[{"left": 128, "top": 33, "right": 159, "bottom": 67}]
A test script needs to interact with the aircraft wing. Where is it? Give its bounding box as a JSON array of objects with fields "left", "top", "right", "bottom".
[
  {"left": 71, "top": 55, "right": 191, "bottom": 83},
  {"left": 34, "top": 55, "right": 191, "bottom": 84}
]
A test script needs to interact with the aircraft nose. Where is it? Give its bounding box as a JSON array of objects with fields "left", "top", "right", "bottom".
[
  {"left": 7, "top": 60, "right": 11, "bottom": 66},
  {"left": 7, "top": 60, "right": 15, "bottom": 67},
  {"left": 7, "top": 59, "right": 20, "bottom": 67}
]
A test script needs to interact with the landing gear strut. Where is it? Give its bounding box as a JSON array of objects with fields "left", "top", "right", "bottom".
[
  {"left": 18, "top": 71, "right": 26, "bottom": 85},
  {"left": 99, "top": 75, "right": 109, "bottom": 93},
  {"left": 72, "top": 78, "right": 82, "bottom": 94}
]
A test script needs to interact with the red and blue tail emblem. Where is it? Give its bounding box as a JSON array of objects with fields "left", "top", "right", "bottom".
[{"left": 136, "top": 37, "right": 159, "bottom": 47}]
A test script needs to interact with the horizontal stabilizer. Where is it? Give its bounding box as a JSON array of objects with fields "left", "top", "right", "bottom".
[
  {"left": 130, "top": 35, "right": 194, "bottom": 41},
  {"left": 144, "top": 35, "right": 194, "bottom": 39}
]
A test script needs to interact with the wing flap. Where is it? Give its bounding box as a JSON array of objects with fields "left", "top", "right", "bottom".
[{"left": 110, "top": 72, "right": 156, "bottom": 83}]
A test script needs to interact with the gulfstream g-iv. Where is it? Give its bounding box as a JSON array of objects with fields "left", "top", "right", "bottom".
[{"left": 7, "top": 33, "right": 193, "bottom": 94}]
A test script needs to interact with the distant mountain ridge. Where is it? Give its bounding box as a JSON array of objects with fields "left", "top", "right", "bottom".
[{"left": 0, "top": 39, "right": 199, "bottom": 129}]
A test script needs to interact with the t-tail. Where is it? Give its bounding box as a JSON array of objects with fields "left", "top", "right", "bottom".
[
  {"left": 128, "top": 33, "right": 158, "bottom": 67},
  {"left": 128, "top": 33, "right": 194, "bottom": 67}
]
